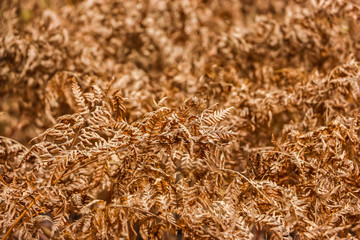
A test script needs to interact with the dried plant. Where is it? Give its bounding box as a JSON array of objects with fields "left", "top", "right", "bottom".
[{"left": 1, "top": 0, "right": 360, "bottom": 239}]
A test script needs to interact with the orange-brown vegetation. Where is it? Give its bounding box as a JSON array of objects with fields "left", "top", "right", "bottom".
[{"left": 1, "top": 0, "right": 360, "bottom": 239}]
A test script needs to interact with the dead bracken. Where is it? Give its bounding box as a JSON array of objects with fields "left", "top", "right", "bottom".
[{"left": 0, "top": 0, "right": 360, "bottom": 239}]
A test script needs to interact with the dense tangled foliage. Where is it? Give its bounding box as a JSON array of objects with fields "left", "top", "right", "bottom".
[{"left": 1, "top": 0, "right": 360, "bottom": 239}]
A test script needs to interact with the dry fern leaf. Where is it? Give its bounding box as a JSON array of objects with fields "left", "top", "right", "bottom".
[
  {"left": 71, "top": 77, "right": 90, "bottom": 116},
  {"left": 202, "top": 107, "right": 234, "bottom": 126}
]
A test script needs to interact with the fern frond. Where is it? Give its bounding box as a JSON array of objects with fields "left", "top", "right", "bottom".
[
  {"left": 202, "top": 107, "right": 234, "bottom": 126},
  {"left": 71, "top": 77, "right": 89, "bottom": 116}
]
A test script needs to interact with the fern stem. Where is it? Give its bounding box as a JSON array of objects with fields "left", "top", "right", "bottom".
[
  {"left": 221, "top": 168, "right": 277, "bottom": 206},
  {"left": 2, "top": 194, "right": 42, "bottom": 240}
]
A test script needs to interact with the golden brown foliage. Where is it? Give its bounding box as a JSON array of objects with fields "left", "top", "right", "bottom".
[{"left": 1, "top": 0, "right": 360, "bottom": 239}]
